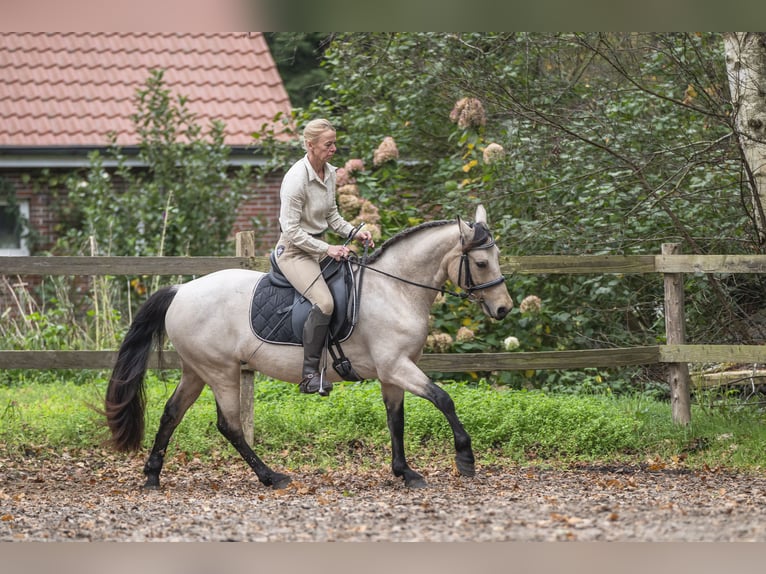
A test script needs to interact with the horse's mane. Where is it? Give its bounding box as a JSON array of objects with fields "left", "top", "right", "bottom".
[
  {"left": 364, "top": 218, "right": 491, "bottom": 264},
  {"left": 365, "top": 220, "right": 453, "bottom": 264}
]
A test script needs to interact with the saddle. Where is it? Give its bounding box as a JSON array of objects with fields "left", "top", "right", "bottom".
[{"left": 249, "top": 252, "right": 362, "bottom": 379}]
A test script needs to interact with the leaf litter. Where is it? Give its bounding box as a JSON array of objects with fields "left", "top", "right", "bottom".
[{"left": 2, "top": 450, "right": 766, "bottom": 541}]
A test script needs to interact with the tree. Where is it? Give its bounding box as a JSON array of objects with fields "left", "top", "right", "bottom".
[
  {"left": 724, "top": 32, "right": 766, "bottom": 244},
  {"left": 255, "top": 33, "right": 766, "bottom": 390},
  {"left": 264, "top": 33, "right": 333, "bottom": 109},
  {"left": 60, "top": 70, "right": 252, "bottom": 259}
]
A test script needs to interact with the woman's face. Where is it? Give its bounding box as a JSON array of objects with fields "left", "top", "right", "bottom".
[{"left": 308, "top": 130, "right": 337, "bottom": 164}]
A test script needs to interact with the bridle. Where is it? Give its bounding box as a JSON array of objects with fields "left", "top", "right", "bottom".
[
  {"left": 352, "top": 220, "right": 506, "bottom": 301},
  {"left": 457, "top": 229, "right": 507, "bottom": 300}
]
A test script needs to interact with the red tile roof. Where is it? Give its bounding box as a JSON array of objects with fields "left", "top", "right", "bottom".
[{"left": 0, "top": 32, "right": 292, "bottom": 148}]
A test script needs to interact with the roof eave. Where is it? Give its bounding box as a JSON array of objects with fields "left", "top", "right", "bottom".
[{"left": 0, "top": 145, "right": 269, "bottom": 169}]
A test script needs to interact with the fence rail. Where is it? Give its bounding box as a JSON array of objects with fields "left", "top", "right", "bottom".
[
  {"left": 4, "top": 248, "right": 766, "bottom": 430},
  {"left": 6, "top": 253, "right": 766, "bottom": 276},
  {"left": 3, "top": 345, "right": 766, "bottom": 372}
]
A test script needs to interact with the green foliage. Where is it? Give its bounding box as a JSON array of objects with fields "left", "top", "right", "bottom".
[
  {"left": 3, "top": 375, "right": 766, "bottom": 471},
  {"left": 250, "top": 33, "right": 765, "bottom": 391},
  {"left": 264, "top": 33, "right": 333, "bottom": 109},
  {"left": 57, "top": 70, "right": 252, "bottom": 258}
]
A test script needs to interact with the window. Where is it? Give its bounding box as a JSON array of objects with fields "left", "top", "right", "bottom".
[{"left": 0, "top": 199, "right": 30, "bottom": 256}]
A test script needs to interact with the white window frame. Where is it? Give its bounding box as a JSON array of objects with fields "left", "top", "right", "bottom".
[{"left": 0, "top": 199, "right": 30, "bottom": 256}]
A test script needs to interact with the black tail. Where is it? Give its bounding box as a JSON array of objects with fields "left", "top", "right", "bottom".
[{"left": 105, "top": 286, "right": 178, "bottom": 451}]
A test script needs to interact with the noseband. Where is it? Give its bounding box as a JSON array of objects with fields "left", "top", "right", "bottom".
[{"left": 457, "top": 223, "right": 507, "bottom": 298}]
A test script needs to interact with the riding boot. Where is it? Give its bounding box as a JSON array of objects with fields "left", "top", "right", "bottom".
[{"left": 299, "top": 304, "right": 333, "bottom": 396}]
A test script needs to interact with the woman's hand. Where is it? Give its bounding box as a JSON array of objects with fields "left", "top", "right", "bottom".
[
  {"left": 327, "top": 244, "right": 350, "bottom": 261},
  {"left": 357, "top": 230, "right": 375, "bottom": 248}
]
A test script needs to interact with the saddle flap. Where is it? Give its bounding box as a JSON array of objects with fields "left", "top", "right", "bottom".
[{"left": 251, "top": 256, "right": 357, "bottom": 346}]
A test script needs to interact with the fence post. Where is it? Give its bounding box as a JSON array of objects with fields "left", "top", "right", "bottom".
[
  {"left": 236, "top": 231, "right": 256, "bottom": 446},
  {"left": 662, "top": 243, "right": 691, "bottom": 425}
]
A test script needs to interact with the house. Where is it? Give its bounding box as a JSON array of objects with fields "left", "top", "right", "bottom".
[{"left": 0, "top": 32, "right": 293, "bottom": 257}]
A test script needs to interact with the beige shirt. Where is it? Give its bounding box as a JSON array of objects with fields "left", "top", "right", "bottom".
[{"left": 278, "top": 155, "right": 354, "bottom": 256}]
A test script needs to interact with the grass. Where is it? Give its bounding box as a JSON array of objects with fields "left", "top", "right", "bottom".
[{"left": 2, "top": 372, "right": 766, "bottom": 473}]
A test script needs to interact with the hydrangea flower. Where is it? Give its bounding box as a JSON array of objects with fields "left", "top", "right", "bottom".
[
  {"left": 358, "top": 199, "right": 381, "bottom": 224},
  {"left": 503, "top": 336, "right": 520, "bottom": 351},
  {"left": 482, "top": 142, "right": 505, "bottom": 164},
  {"left": 373, "top": 136, "right": 399, "bottom": 166},
  {"left": 449, "top": 97, "right": 487, "bottom": 129},
  {"left": 338, "top": 193, "right": 361, "bottom": 216},
  {"left": 337, "top": 183, "right": 360, "bottom": 197},
  {"left": 519, "top": 295, "right": 542, "bottom": 314},
  {"left": 336, "top": 167, "right": 351, "bottom": 187},
  {"left": 456, "top": 326, "right": 475, "bottom": 343},
  {"left": 426, "top": 332, "right": 454, "bottom": 353},
  {"left": 344, "top": 158, "right": 365, "bottom": 174}
]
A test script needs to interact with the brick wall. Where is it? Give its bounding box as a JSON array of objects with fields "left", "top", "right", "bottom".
[
  {"left": 0, "top": 167, "right": 284, "bottom": 314},
  {"left": 234, "top": 172, "right": 283, "bottom": 254},
  {"left": 1, "top": 167, "right": 284, "bottom": 255}
]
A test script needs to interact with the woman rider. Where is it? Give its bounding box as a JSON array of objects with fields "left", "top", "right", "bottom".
[{"left": 274, "top": 118, "right": 374, "bottom": 395}]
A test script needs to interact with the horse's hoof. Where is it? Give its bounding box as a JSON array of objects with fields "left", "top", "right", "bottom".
[
  {"left": 269, "top": 473, "right": 292, "bottom": 490},
  {"left": 400, "top": 470, "right": 428, "bottom": 489},
  {"left": 405, "top": 476, "right": 428, "bottom": 489},
  {"left": 455, "top": 459, "right": 476, "bottom": 478},
  {"left": 142, "top": 481, "right": 160, "bottom": 491}
]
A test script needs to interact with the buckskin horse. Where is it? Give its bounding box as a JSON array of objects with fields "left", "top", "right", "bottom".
[{"left": 105, "top": 204, "right": 513, "bottom": 489}]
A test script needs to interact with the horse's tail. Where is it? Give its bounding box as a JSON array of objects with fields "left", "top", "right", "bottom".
[{"left": 105, "top": 285, "right": 178, "bottom": 452}]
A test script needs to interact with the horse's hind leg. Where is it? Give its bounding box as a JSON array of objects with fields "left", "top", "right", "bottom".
[
  {"left": 143, "top": 366, "right": 205, "bottom": 489},
  {"left": 209, "top": 374, "right": 292, "bottom": 490},
  {"left": 380, "top": 383, "right": 427, "bottom": 488}
]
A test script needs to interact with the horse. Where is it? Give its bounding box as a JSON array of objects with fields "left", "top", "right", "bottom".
[{"left": 104, "top": 204, "right": 513, "bottom": 489}]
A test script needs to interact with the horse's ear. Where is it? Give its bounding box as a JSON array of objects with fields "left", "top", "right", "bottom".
[
  {"left": 457, "top": 215, "right": 472, "bottom": 242},
  {"left": 475, "top": 204, "right": 487, "bottom": 224}
]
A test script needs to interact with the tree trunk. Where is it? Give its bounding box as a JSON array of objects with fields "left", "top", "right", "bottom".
[{"left": 724, "top": 33, "right": 766, "bottom": 244}]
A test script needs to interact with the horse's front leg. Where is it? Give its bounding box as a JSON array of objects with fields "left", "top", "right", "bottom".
[
  {"left": 380, "top": 382, "right": 427, "bottom": 488},
  {"left": 381, "top": 361, "right": 476, "bottom": 482},
  {"left": 422, "top": 380, "right": 475, "bottom": 477}
]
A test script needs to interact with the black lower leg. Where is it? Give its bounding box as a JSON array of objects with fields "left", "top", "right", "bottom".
[
  {"left": 143, "top": 404, "right": 181, "bottom": 489},
  {"left": 383, "top": 389, "right": 426, "bottom": 488},
  {"left": 423, "top": 383, "right": 475, "bottom": 477},
  {"left": 215, "top": 403, "right": 291, "bottom": 489}
]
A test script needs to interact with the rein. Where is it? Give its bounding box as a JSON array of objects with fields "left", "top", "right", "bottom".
[{"left": 351, "top": 221, "right": 506, "bottom": 301}]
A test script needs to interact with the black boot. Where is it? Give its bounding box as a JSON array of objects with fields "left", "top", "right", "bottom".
[{"left": 299, "top": 304, "right": 333, "bottom": 396}]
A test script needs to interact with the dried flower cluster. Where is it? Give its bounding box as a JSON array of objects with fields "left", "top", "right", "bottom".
[
  {"left": 456, "top": 326, "right": 475, "bottom": 343},
  {"left": 519, "top": 295, "right": 542, "bottom": 314},
  {"left": 373, "top": 136, "right": 399, "bottom": 166},
  {"left": 345, "top": 158, "right": 366, "bottom": 174},
  {"left": 336, "top": 158, "right": 366, "bottom": 187},
  {"left": 426, "top": 331, "right": 454, "bottom": 353},
  {"left": 449, "top": 97, "right": 487, "bottom": 129},
  {"left": 482, "top": 142, "right": 505, "bottom": 164},
  {"left": 336, "top": 160, "right": 381, "bottom": 242}
]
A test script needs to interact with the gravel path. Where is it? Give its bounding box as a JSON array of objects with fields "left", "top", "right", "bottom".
[{"left": 3, "top": 453, "right": 766, "bottom": 542}]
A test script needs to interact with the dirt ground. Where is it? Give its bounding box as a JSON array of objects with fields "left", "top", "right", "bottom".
[{"left": 3, "top": 451, "right": 766, "bottom": 542}]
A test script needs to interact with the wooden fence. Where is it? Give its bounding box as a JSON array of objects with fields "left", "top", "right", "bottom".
[{"left": 3, "top": 238, "right": 766, "bottom": 436}]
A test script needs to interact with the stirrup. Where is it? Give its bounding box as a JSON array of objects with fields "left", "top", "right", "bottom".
[{"left": 299, "top": 372, "right": 333, "bottom": 396}]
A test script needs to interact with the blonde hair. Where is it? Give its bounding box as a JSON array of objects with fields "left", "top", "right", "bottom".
[{"left": 302, "top": 118, "right": 335, "bottom": 151}]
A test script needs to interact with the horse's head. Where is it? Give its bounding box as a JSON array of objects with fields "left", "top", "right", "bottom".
[{"left": 451, "top": 205, "right": 513, "bottom": 320}]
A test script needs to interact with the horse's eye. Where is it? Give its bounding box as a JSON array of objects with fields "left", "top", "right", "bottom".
[{"left": 476, "top": 260, "right": 488, "bottom": 269}]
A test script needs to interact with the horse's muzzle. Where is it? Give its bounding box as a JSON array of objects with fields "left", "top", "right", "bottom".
[{"left": 493, "top": 305, "right": 511, "bottom": 320}]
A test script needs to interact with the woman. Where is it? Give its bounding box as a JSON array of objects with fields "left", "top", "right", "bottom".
[{"left": 275, "top": 118, "right": 374, "bottom": 395}]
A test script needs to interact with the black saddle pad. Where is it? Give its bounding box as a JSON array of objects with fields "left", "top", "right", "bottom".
[{"left": 250, "top": 257, "right": 356, "bottom": 345}]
